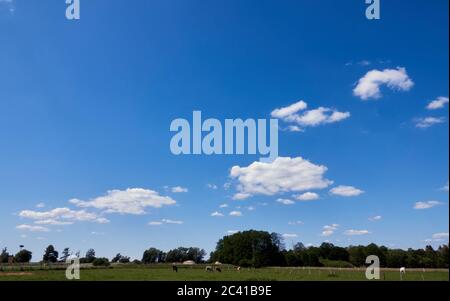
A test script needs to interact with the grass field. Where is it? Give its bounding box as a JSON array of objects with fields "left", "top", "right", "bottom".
[{"left": 0, "top": 264, "right": 448, "bottom": 281}]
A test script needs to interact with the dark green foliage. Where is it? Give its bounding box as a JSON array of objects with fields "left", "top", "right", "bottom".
[
  {"left": 92, "top": 257, "right": 110, "bottom": 267},
  {"left": 142, "top": 248, "right": 166, "bottom": 263},
  {"left": 165, "top": 247, "right": 206, "bottom": 263},
  {"left": 42, "top": 245, "right": 59, "bottom": 263},
  {"left": 14, "top": 249, "right": 32, "bottom": 263}
]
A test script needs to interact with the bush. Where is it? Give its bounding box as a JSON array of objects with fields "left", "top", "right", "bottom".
[{"left": 92, "top": 257, "right": 110, "bottom": 267}]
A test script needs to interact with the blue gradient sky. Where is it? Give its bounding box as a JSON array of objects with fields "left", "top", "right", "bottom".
[{"left": 0, "top": 0, "right": 448, "bottom": 260}]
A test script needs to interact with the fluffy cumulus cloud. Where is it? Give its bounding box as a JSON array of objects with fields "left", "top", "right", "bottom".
[
  {"left": 322, "top": 224, "right": 339, "bottom": 237},
  {"left": 295, "top": 192, "right": 319, "bottom": 201},
  {"left": 427, "top": 97, "right": 449, "bottom": 110},
  {"left": 413, "top": 201, "right": 443, "bottom": 210},
  {"left": 19, "top": 207, "right": 109, "bottom": 225},
  {"left": 271, "top": 100, "right": 350, "bottom": 131},
  {"left": 330, "top": 185, "right": 364, "bottom": 197},
  {"left": 344, "top": 229, "right": 370, "bottom": 236},
  {"left": 442, "top": 182, "right": 449, "bottom": 192},
  {"left": 69, "top": 188, "right": 176, "bottom": 215},
  {"left": 230, "top": 157, "right": 332, "bottom": 199},
  {"left": 16, "top": 224, "right": 50, "bottom": 232},
  {"left": 353, "top": 67, "right": 414, "bottom": 100},
  {"left": 415, "top": 117, "right": 446, "bottom": 128}
]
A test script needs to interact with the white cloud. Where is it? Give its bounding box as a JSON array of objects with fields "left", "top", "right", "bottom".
[
  {"left": 322, "top": 224, "right": 339, "bottom": 237},
  {"left": 414, "top": 201, "right": 443, "bottom": 210},
  {"left": 276, "top": 198, "right": 295, "bottom": 205},
  {"left": 230, "top": 157, "right": 332, "bottom": 199},
  {"left": 219, "top": 204, "right": 229, "bottom": 208},
  {"left": 285, "top": 125, "right": 303, "bottom": 132},
  {"left": 232, "top": 192, "right": 252, "bottom": 200},
  {"left": 282, "top": 233, "right": 298, "bottom": 239},
  {"left": 369, "top": 215, "right": 382, "bottom": 222},
  {"left": 148, "top": 219, "right": 184, "bottom": 225},
  {"left": 295, "top": 192, "right": 319, "bottom": 201},
  {"left": 162, "top": 219, "right": 183, "bottom": 224},
  {"left": 427, "top": 97, "right": 449, "bottom": 110},
  {"left": 148, "top": 221, "right": 163, "bottom": 226},
  {"left": 330, "top": 185, "right": 364, "bottom": 197},
  {"left": 69, "top": 188, "right": 176, "bottom": 215},
  {"left": 227, "top": 230, "right": 239, "bottom": 235},
  {"left": 36, "top": 203, "right": 45, "bottom": 208},
  {"left": 171, "top": 186, "right": 188, "bottom": 193},
  {"left": 16, "top": 224, "right": 50, "bottom": 232},
  {"left": 271, "top": 100, "right": 350, "bottom": 129},
  {"left": 19, "top": 207, "right": 109, "bottom": 224},
  {"left": 415, "top": 117, "right": 446, "bottom": 128},
  {"left": 353, "top": 67, "right": 414, "bottom": 100},
  {"left": 34, "top": 219, "right": 74, "bottom": 226},
  {"left": 207, "top": 184, "right": 218, "bottom": 190},
  {"left": 288, "top": 221, "right": 304, "bottom": 225},
  {"left": 271, "top": 100, "right": 308, "bottom": 119},
  {"left": 358, "top": 60, "right": 371, "bottom": 66},
  {"left": 344, "top": 229, "right": 370, "bottom": 236},
  {"left": 441, "top": 182, "right": 449, "bottom": 192},
  {"left": 211, "top": 211, "right": 224, "bottom": 217},
  {"left": 229, "top": 211, "right": 242, "bottom": 217},
  {"left": 432, "top": 232, "right": 449, "bottom": 240}
]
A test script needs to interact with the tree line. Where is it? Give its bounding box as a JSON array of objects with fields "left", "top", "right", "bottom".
[{"left": 1, "top": 230, "right": 448, "bottom": 268}]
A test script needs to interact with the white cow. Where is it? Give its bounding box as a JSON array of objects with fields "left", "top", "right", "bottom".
[{"left": 400, "top": 267, "right": 406, "bottom": 280}]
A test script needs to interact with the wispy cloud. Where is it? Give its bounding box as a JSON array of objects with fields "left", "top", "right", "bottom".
[
  {"left": 427, "top": 96, "right": 449, "bottom": 110},
  {"left": 415, "top": 117, "right": 446, "bottom": 128},
  {"left": 414, "top": 201, "right": 443, "bottom": 210},
  {"left": 344, "top": 229, "right": 370, "bottom": 236},
  {"left": 369, "top": 215, "right": 382, "bottom": 222},
  {"left": 276, "top": 198, "right": 295, "bottom": 205},
  {"left": 229, "top": 211, "right": 242, "bottom": 217},
  {"left": 16, "top": 224, "right": 50, "bottom": 232}
]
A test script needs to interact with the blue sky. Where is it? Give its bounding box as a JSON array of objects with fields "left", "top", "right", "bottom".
[{"left": 0, "top": 0, "right": 448, "bottom": 260}]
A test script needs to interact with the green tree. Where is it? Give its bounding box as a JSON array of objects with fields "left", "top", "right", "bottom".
[
  {"left": 14, "top": 249, "right": 32, "bottom": 263},
  {"left": 59, "top": 248, "right": 71, "bottom": 262},
  {"left": 0, "top": 248, "right": 10, "bottom": 263},
  {"left": 43, "top": 245, "right": 59, "bottom": 263},
  {"left": 142, "top": 248, "right": 166, "bottom": 263}
]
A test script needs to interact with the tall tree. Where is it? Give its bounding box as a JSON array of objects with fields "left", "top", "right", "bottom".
[{"left": 43, "top": 245, "right": 59, "bottom": 263}]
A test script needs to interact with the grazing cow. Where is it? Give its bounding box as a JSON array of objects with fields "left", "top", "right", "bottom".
[
  {"left": 215, "top": 267, "right": 222, "bottom": 273},
  {"left": 400, "top": 267, "right": 406, "bottom": 275},
  {"left": 236, "top": 266, "right": 241, "bottom": 272},
  {"left": 205, "top": 266, "right": 213, "bottom": 272},
  {"left": 172, "top": 264, "right": 178, "bottom": 272}
]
